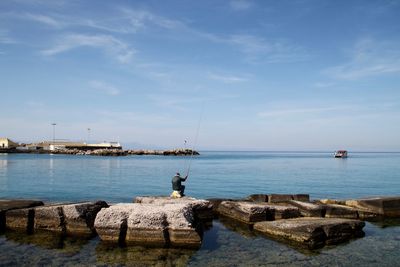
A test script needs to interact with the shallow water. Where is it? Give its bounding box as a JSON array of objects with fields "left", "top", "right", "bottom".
[{"left": 1, "top": 152, "right": 400, "bottom": 266}]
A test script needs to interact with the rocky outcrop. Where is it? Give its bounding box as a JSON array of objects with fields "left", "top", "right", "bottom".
[
  {"left": 34, "top": 205, "right": 65, "bottom": 232},
  {"left": 324, "top": 204, "right": 359, "bottom": 219},
  {"left": 94, "top": 202, "right": 202, "bottom": 247},
  {"left": 254, "top": 217, "right": 365, "bottom": 249},
  {"left": 127, "top": 149, "right": 199, "bottom": 156},
  {"left": 268, "top": 194, "right": 310, "bottom": 203}
]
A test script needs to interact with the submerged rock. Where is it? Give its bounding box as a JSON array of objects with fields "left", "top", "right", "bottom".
[{"left": 254, "top": 217, "right": 365, "bottom": 249}]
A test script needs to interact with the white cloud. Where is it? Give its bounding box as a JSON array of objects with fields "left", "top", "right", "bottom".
[
  {"left": 0, "top": 29, "right": 16, "bottom": 44},
  {"left": 41, "top": 34, "right": 135, "bottom": 63},
  {"left": 208, "top": 73, "right": 248, "bottom": 83},
  {"left": 23, "top": 13, "right": 63, "bottom": 27},
  {"left": 230, "top": 0, "right": 253, "bottom": 11},
  {"left": 325, "top": 38, "right": 400, "bottom": 80},
  {"left": 89, "top": 80, "right": 120, "bottom": 96}
]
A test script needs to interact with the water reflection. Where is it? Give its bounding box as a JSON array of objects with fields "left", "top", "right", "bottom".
[
  {"left": 0, "top": 157, "right": 8, "bottom": 191},
  {"left": 95, "top": 242, "right": 196, "bottom": 266}
]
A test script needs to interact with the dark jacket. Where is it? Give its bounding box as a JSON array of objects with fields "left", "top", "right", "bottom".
[{"left": 172, "top": 175, "right": 187, "bottom": 191}]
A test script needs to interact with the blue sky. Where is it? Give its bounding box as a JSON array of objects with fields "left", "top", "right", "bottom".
[{"left": 1, "top": 0, "right": 400, "bottom": 151}]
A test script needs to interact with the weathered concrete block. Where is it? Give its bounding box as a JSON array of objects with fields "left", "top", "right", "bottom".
[
  {"left": 34, "top": 205, "right": 64, "bottom": 232},
  {"left": 63, "top": 201, "right": 108, "bottom": 236},
  {"left": 254, "top": 218, "right": 365, "bottom": 249},
  {"left": 345, "top": 197, "right": 400, "bottom": 217},
  {"left": 126, "top": 205, "right": 168, "bottom": 245},
  {"left": 268, "top": 194, "right": 294, "bottom": 203},
  {"left": 94, "top": 204, "right": 132, "bottom": 243},
  {"left": 134, "top": 196, "right": 213, "bottom": 221},
  {"left": 164, "top": 204, "right": 201, "bottom": 248},
  {"left": 293, "top": 194, "right": 310, "bottom": 202},
  {"left": 289, "top": 200, "right": 325, "bottom": 217},
  {"left": 325, "top": 204, "right": 358, "bottom": 219},
  {"left": 318, "top": 199, "right": 346, "bottom": 205},
  {"left": 206, "top": 198, "right": 234, "bottom": 216},
  {"left": 247, "top": 194, "right": 268, "bottom": 202},
  {"left": 270, "top": 204, "right": 301, "bottom": 220},
  {"left": 0, "top": 199, "right": 44, "bottom": 232},
  {"left": 217, "top": 201, "right": 268, "bottom": 224},
  {"left": 5, "top": 208, "right": 35, "bottom": 232}
]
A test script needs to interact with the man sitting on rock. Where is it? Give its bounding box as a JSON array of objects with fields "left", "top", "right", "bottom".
[{"left": 171, "top": 172, "right": 188, "bottom": 198}]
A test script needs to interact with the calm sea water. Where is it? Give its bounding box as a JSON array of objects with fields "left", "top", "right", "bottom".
[{"left": 1, "top": 152, "right": 400, "bottom": 266}]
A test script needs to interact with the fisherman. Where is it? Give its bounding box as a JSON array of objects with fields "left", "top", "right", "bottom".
[{"left": 171, "top": 172, "right": 188, "bottom": 198}]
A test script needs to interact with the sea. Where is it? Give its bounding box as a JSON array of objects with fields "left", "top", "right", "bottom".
[{"left": 0, "top": 151, "right": 399, "bottom": 266}]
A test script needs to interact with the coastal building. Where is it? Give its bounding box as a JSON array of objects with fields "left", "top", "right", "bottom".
[
  {"left": 0, "top": 138, "right": 18, "bottom": 149},
  {"left": 28, "top": 141, "right": 122, "bottom": 151}
]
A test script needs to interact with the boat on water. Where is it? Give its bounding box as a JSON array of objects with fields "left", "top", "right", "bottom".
[{"left": 334, "top": 150, "right": 348, "bottom": 158}]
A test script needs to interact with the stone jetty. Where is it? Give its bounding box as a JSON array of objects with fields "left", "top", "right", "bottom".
[{"left": 1, "top": 195, "right": 400, "bottom": 251}]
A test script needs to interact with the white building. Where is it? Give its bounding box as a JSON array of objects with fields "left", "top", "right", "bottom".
[{"left": 0, "top": 138, "right": 18, "bottom": 149}]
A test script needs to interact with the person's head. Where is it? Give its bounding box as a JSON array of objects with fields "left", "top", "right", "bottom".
[{"left": 176, "top": 172, "right": 180, "bottom": 176}]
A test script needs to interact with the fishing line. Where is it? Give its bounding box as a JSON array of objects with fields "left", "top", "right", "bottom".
[{"left": 185, "top": 101, "right": 205, "bottom": 178}]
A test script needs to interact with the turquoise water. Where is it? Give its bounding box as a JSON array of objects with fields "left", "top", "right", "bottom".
[{"left": 1, "top": 152, "right": 400, "bottom": 266}]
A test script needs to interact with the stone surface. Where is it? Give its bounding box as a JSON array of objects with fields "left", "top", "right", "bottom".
[
  {"left": 254, "top": 217, "right": 365, "bottom": 249},
  {"left": 126, "top": 205, "right": 168, "bottom": 245},
  {"left": 217, "top": 201, "right": 268, "bottom": 224},
  {"left": 63, "top": 201, "right": 108, "bottom": 235},
  {"left": 5, "top": 208, "right": 34, "bottom": 232},
  {"left": 293, "top": 194, "right": 310, "bottom": 202},
  {"left": 247, "top": 194, "right": 268, "bottom": 202},
  {"left": 134, "top": 196, "right": 213, "bottom": 221},
  {"left": 318, "top": 199, "right": 346, "bottom": 205},
  {"left": 34, "top": 205, "right": 65, "bottom": 232},
  {"left": 345, "top": 197, "right": 400, "bottom": 217},
  {"left": 268, "top": 194, "right": 294, "bottom": 203},
  {"left": 324, "top": 204, "right": 358, "bottom": 219},
  {"left": 217, "top": 201, "right": 300, "bottom": 224},
  {"left": 94, "top": 204, "right": 132, "bottom": 243},
  {"left": 95, "top": 202, "right": 201, "bottom": 247},
  {"left": 0, "top": 199, "right": 44, "bottom": 231},
  {"left": 289, "top": 200, "right": 325, "bottom": 217}
]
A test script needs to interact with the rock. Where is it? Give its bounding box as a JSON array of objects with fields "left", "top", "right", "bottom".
[
  {"left": 318, "top": 199, "right": 346, "bottom": 205},
  {"left": 94, "top": 203, "right": 202, "bottom": 247},
  {"left": 94, "top": 204, "right": 132, "bottom": 243},
  {"left": 206, "top": 198, "right": 235, "bottom": 216},
  {"left": 270, "top": 204, "right": 301, "bottom": 220},
  {"left": 34, "top": 205, "right": 65, "bottom": 232},
  {"left": 254, "top": 217, "right": 365, "bottom": 249},
  {"left": 63, "top": 201, "right": 109, "bottom": 236},
  {"left": 345, "top": 197, "right": 400, "bottom": 217},
  {"left": 5, "top": 208, "right": 35, "bottom": 232},
  {"left": 268, "top": 194, "right": 294, "bottom": 203},
  {"left": 0, "top": 199, "right": 44, "bottom": 231},
  {"left": 164, "top": 203, "right": 201, "bottom": 247},
  {"left": 134, "top": 196, "right": 213, "bottom": 221},
  {"left": 289, "top": 200, "right": 326, "bottom": 217},
  {"left": 126, "top": 205, "right": 168, "bottom": 246},
  {"left": 293, "top": 194, "right": 310, "bottom": 202},
  {"left": 217, "top": 201, "right": 268, "bottom": 224},
  {"left": 324, "top": 204, "right": 359, "bottom": 219},
  {"left": 247, "top": 194, "right": 268, "bottom": 202}
]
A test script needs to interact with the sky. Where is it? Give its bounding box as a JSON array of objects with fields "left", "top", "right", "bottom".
[{"left": 1, "top": 0, "right": 400, "bottom": 151}]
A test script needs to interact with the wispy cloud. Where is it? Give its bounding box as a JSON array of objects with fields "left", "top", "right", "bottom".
[
  {"left": 0, "top": 29, "right": 16, "bottom": 44},
  {"left": 208, "top": 73, "right": 248, "bottom": 83},
  {"left": 41, "top": 34, "right": 135, "bottom": 63},
  {"left": 313, "top": 82, "right": 335, "bottom": 88},
  {"left": 227, "top": 34, "right": 309, "bottom": 63},
  {"left": 89, "top": 80, "right": 120, "bottom": 96},
  {"left": 325, "top": 38, "right": 400, "bottom": 80},
  {"left": 23, "top": 13, "right": 63, "bottom": 27},
  {"left": 229, "top": 0, "right": 253, "bottom": 11}
]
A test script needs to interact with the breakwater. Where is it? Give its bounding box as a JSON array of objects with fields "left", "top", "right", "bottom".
[
  {"left": 1, "top": 148, "right": 200, "bottom": 156},
  {"left": 1, "top": 194, "right": 399, "bottom": 251}
]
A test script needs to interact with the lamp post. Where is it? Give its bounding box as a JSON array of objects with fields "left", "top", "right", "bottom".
[
  {"left": 51, "top": 123, "right": 57, "bottom": 144},
  {"left": 87, "top": 128, "right": 91, "bottom": 144}
]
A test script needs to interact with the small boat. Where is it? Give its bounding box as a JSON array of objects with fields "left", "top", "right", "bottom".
[{"left": 334, "top": 150, "right": 348, "bottom": 158}]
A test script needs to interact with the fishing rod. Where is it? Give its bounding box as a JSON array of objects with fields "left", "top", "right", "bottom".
[{"left": 185, "top": 102, "right": 205, "bottom": 179}]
